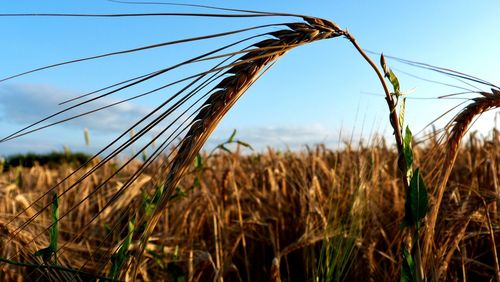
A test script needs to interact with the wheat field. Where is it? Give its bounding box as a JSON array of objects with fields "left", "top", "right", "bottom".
[{"left": 0, "top": 131, "right": 498, "bottom": 281}]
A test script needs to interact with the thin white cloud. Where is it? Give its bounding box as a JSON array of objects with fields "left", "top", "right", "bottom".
[
  {"left": 0, "top": 84, "right": 152, "bottom": 133},
  {"left": 206, "top": 124, "right": 342, "bottom": 151}
]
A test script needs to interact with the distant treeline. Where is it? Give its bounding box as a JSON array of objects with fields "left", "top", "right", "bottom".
[{"left": 2, "top": 152, "right": 92, "bottom": 171}]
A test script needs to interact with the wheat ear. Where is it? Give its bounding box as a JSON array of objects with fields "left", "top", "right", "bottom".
[
  {"left": 133, "top": 16, "right": 345, "bottom": 277},
  {"left": 423, "top": 88, "right": 500, "bottom": 276}
]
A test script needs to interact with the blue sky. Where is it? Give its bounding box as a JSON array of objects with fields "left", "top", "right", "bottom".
[{"left": 0, "top": 1, "right": 499, "bottom": 155}]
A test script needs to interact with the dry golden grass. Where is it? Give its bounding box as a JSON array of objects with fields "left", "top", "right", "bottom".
[{"left": 0, "top": 130, "right": 498, "bottom": 281}]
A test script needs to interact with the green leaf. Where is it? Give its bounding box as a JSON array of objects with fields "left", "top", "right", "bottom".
[
  {"left": 409, "top": 168, "right": 429, "bottom": 227},
  {"left": 144, "top": 202, "right": 155, "bottom": 217},
  {"left": 109, "top": 220, "right": 135, "bottom": 280},
  {"left": 228, "top": 129, "right": 237, "bottom": 143},
  {"left": 401, "top": 247, "right": 417, "bottom": 282},
  {"left": 49, "top": 193, "right": 59, "bottom": 250},
  {"left": 236, "top": 140, "right": 254, "bottom": 150},
  {"left": 399, "top": 97, "right": 406, "bottom": 130},
  {"left": 152, "top": 184, "right": 164, "bottom": 204},
  {"left": 388, "top": 69, "right": 401, "bottom": 94},
  {"left": 147, "top": 248, "right": 166, "bottom": 269},
  {"left": 33, "top": 247, "right": 54, "bottom": 261},
  {"left": 169, "top": 187, "right": 187, "bottom": 201},
  {"left": 192, "top": 176, "right": 201, "bottom": 188},
  {"left": 380, "top": 54, "right": 401, "bottom": 95},
  {"left": 193, "top": 153, "right": 203, "bottom": 170},
  {"left": 219, "top": 145, "right": 231, "bottom": 154},
  {"left": 142, "top": 185, "right": 164, "bottom": 217},
  {"left": 403, "top": 126, "right": 413, "bottom": 178},
  {"left": 34, "top": 192, "right": 59, "bottom": 262}
]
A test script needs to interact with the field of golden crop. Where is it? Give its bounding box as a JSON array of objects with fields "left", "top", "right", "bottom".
[{"left": 1, "top": 129, "right": 498, "bottom": 281}]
